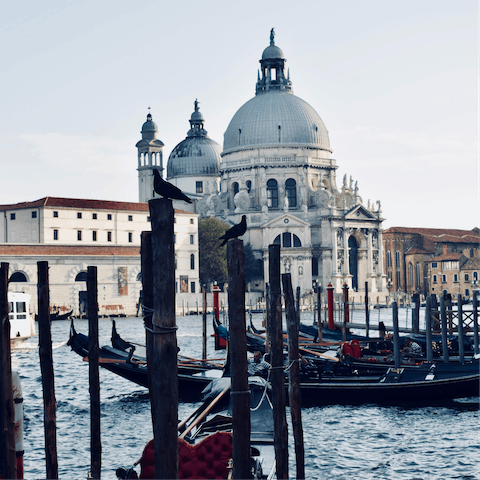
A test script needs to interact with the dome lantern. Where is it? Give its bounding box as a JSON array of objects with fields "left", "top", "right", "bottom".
[{"left": 256, "top": 28, "right": 292, "bottom": 95}]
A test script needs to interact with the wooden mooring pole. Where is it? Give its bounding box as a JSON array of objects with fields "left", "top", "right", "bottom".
[
  {"left": 141, "top": 232, "right": 155, "bottom": 410},
  {"left": 412, "top": 293, "right": 420, "bottom": 334},
  {"left": 365, "top": 282, "right": 369, "bottom": 338},
  {"left": 473, "top": 292, "right": 479, "bottom": 355},
  {"left": 425, "top": 296, "right": 433, "bottom": 362},
  {"left": 268, "top": 244, "right": 288, "bottom": 480},
  {"left": 265, "top": 284, "right": 270, "bottom": 354},
  {"left": 392, "top": 302, "right": 400, "bottom": 369},
  {"left": 87, "top": 266, "right": 101, "bottom": 479},
  {"left": 227, "top": 239, "right": 250, "bottom": 480},
  {"left": 37, "top": 262, "right": 59, "bottom": 479},
  {"left": 457, "top": 294, "right": 465, "bottom": 364},
  {"left": 283, "top": 273, "right": 305, "bottom": 480},
  {"left": 0, "top": 262, "right": 16, "bottom": 480},
  {"left": 440, "top": 295, "right": 449, "bottom": 363},
  {"left": 149, "top": 198, "right": 178, "bottom": 480}
]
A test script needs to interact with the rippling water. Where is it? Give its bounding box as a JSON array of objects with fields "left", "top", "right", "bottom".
[{"left": 11, "top": 313, "right": 480, "bottom": 480}]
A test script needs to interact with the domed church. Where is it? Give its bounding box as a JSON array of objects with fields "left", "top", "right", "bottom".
[{"left": 139, "top": 30, "right": 387, "bottom": 297}]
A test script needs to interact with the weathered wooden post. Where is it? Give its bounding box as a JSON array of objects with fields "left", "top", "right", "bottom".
[
  {"left": 327, "top": 283, "right": 334, "bottom": 330},
  {"left": 439, "top": 295, "right": 449, "bottom": 363},
  {"left": 268, "top": 244, "right": 288, "bottom": 480},
  {"left": 473, "top": 291, "right": 479, "bottom": 355},
  {"left": 37, "top": 262, "right": 59, "bottom": 480},
  {"left": 412, "top": 293, "right": 420, "bottom": 334},
  {"left": 457, "top": 294, "right": 465, "bottom": 364},
  {"left": 265, "top": 284, "right": 270, "bottom": 354},
  {"left": 446, "top": 294, "right": 453, "bottom": 334},
  {"left": 283, "top": 273, "right": 304, "bottom": 480},
  {"left": 227, "top": 240, "right": 250, "bottom": 480},
  {"left": 316, "top": 285, "right": 323, "bottom": 343},
  {"left": 295, "top": 286, "right": 301, "bottom": 324},
  {"left": 202, "top": 287, "right": 207, "bottom": 361},
  {"left": 425, "top": 296, "right": 433, "bottom": 362},
  {"left": 0, "top": 263, "right": 16, "bottom": 480},
  {"left": 392, "top": 302, "right": 401, "bottom": 368},
  {"left": 365, "top": 282, "right": 369, "bottom": 338},
  {"left": 87, "top": 266, "right": 101, "bottom": 479},
  {"left": 141, "top": 232, "right": 156, "bottom": 416},
  {"left": 149, "top": 198, "right": 178, "bottom": 480}
]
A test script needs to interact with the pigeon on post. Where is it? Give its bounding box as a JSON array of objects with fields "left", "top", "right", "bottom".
[
  {"left": 219, "top": 215, "right": 247, "bottom": 246},
  {"left": 153, "top": 169, "right": 192, "bottom": 203}
]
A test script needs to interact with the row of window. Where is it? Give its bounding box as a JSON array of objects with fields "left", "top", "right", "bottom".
[
  {"left": 9, "top": 210, "right": 196, "bottom": 224},
  {"left": 433, "top": 272, "right": 479, "bottom": 284},
  {"left": 51, "top": 230, "right": 196, "bottom": 244}
]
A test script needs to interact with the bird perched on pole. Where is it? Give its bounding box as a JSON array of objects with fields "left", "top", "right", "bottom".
[
  {"left": 153, "top": 169, "right": 192, "bottom": 203},
  {"left": 219, "top": 215, "right": 247, "bottom": 246}
]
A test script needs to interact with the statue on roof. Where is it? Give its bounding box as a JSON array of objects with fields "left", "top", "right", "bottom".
[
  {"left": 194, "top": 98, "right": 199, "bottom": 111},
  {"left": 270, "top": 28, "right": 275, "bottom": 44}
]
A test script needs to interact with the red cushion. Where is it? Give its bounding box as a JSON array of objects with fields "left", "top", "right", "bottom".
[
  {"left": 350, "top": 340, "right": 362, "bottom": 359},
  {"left": 139, "top": 432, "right": 233, "bottom": 479},
  {"left": 341, "top": 342, "right": 353, "bottom": 357}
]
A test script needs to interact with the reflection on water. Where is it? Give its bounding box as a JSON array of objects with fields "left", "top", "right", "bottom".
[{"left": 12, "top": 314, "right": 480, "bottom": 480}]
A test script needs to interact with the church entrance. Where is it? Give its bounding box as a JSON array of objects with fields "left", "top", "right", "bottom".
[{"left": 348, "top": 236, "right": 358, "bottom": 291}]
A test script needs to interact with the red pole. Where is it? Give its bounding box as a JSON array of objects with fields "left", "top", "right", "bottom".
[
  {"left": 212, "top": 283, "right": 220, "bottom": 321},
  {"left": 327, "top": 283, "right": 335, "bottom": 330}
]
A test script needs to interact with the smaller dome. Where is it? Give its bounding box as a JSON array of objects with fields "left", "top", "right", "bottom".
[
  {"left": 262, "top": 44, "right": 284, "bottom": 60},
  {"left": 141, "top": 113, "right": 158, "bottom": 133}
]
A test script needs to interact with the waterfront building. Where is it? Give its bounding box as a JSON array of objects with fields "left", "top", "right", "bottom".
[
  {"left": 0, "top": 198, "right": 200, "bottom": 315},
  {"left": 165, "top": 30, "right": 387, "bottom": 299},
  {"left": 428, "top": 247, "right": 480, "bottom": 300},
  {"left": 382, "top": 227, "right": 480, "bottom": 297}
]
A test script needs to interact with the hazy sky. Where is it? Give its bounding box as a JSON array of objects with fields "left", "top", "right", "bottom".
[{"left": 1, "top": 0, "right": 477, "bottom": 230}]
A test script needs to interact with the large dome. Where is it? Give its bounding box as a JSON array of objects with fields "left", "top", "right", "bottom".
[
  {"left": 167, "top": 100, "right": 221, "bottom": 179},
  {"left": 223, "top": 90, "right": 330, "bottom": 153},
  {"left": 167, "top": 136, "right": 221, "bottom": 178}
]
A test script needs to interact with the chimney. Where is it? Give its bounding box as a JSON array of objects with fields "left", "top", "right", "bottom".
[{"left": 442, "top": 245, "right": 448, "bottom": 255}]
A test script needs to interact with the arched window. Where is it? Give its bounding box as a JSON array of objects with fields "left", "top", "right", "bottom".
[
  {"left": 190, "top": 254, "right": 195, "bottom": 270},
  {"left": 386, "top": 250, "right": 392, "bottom": 268},
  {"left": 312, "top": 257, "right": 319, "bottom": 277},
  {"left": 75, "top": 272, "right": 87, "bottom": 282},
  {"left": 267, "top": 179, "right": 278, "bottom": 208},
  {"left": 285, "top": 178, "right": 297, "bottom": 207},
  {"left": 246, "top": 180, "right": 252, "bottom": 193},
  {"left": 232, "top": 182, "right": 239, "bottom": 196},
  {"left": 408, "top": 263, "right": 413, "bottom": 288},
  {"left": 415, "top": 263, "right": 421, "bottom": 290},
  {"left": 9, "top": 272, "right": 27, "bottom": 283},
  {"left": 273, "top": 233, "right": 302, "bottom": 248}
]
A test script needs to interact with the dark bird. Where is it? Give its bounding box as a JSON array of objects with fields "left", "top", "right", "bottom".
[
  {"left": 153, "top": 169, "right": 192, "bottom": 203},
  {"left": 219, "top": 215, "right": 247, "bottom": 246}
]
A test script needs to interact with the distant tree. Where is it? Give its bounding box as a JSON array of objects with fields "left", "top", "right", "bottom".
[{"left": 198, "top": 217, "right": 230, "bottom": 289}]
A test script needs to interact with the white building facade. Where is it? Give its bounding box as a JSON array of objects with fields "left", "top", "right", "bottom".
[
  {"left": 0, "top": 198, "right": 201, "bottom": 315},
  {"left": 165, "top": 31, "right": 387, "bottom": 299}
]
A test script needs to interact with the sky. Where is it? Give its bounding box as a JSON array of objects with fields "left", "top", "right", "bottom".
[{"left": 1, "top": 0, "right": 477, "bottom": 230}]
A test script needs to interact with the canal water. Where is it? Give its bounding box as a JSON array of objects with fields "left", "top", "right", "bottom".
[{"left": 11, "top": 312, "right": 480, "bottom": 480}]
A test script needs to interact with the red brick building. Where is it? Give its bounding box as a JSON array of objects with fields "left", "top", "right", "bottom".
[{"left": 382, "top": 227, "right": 479, "bottom": 297}]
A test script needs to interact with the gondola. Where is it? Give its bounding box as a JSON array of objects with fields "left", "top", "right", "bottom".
[
  {"left": 299, "top": 360, "right": 480, "bottom": 406},
  {"left": 118, "top": 376, "right": 276, "bottom": 480},
  {"left": 50, "top": 309, "right": 73, "bottom": 321},
  {"left": 67, "top": 321, "right": 223, "bottom": 401}
]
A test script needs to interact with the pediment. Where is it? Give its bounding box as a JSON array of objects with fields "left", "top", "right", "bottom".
[
  {"left": 344, "top": 205, "right": 378, "bottom": 221},
  {"left": 262, "top": 213, "right": 310, "bottom": 229}
]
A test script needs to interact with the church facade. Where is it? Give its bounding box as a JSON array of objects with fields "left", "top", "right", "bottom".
[{"left": 146, "top": 31, "right": 387, "bottom": 298}]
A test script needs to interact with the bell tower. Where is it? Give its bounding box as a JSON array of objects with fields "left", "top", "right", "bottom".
[{"left": 136, "top": 112, "right": 164, "bottom": 203}]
